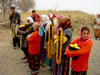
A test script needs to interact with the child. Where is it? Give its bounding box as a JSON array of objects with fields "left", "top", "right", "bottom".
[
  {"left": 65, "top": 26, "right": 93, "bottom": 75},
  {"left": 27, "top": 22, "right": 41, "bottom": 75},
  {"left": 13, "top": 19, "right": 20, "bottom": 49}
]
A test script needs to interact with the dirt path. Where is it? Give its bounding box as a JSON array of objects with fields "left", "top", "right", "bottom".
[{"left": 0, "top": 26, "right": 100, "bottom": 75}]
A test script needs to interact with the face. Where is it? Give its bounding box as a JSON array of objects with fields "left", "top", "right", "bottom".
[
  {"left": 26, "top": 20, "right": 30, "bottom": 23},
  {"left": 35, "top": 17, "right": 40, "bottom": 22},
  {"left": 57, "top": 16, "right": 67, "bottom": 26},
  {"left": 81, "top": 30, "right": 90, "bottom": 40},
  {"left": 10, "top": 9, "right": 15, "bottom": 14},
  {"left": 32, "top": 12, "right": 35, "bottom": 16},
  {"left": 58, "top": 19, "right": 62, "bottom": 26}
]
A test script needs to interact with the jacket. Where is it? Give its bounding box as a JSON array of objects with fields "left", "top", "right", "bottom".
[{"left": 66, "top": 38, "right": 93, "bottom": 72}]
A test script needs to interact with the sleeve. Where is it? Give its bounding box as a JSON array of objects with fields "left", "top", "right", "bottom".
[
  {"left": 63, "top": 29, "right": 72, "bottom": 40},
  {"left": 65, "top": 40, "right": 93, "bottom": 57},
  {"left": 16, "top": 13, "right": 21, "bottom": 20},
  {"left": 18, "top": 26, "right": 33, "bottom": 35}
]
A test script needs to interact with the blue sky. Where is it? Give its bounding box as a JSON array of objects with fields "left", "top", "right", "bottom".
[{"left": 35, "top": 0, "right": 100, "bottom": 14}]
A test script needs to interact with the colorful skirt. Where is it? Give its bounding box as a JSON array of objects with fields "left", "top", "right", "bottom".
[
  {"left": 29, "top": 54, "right": 40, "bottom": 71},
  {"left": 53, "top": 55, "right": 70, "bottom": 75},
  {"left": 71, "top": 70, "right": 87, "bottom": 75}
]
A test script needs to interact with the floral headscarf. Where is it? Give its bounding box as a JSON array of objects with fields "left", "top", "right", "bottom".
[
  {"left": 55, "top": 15, "right": 72, "bottom": 34},
  {"left": 57, "top": 15, "right": 72, "bottom": 30}
]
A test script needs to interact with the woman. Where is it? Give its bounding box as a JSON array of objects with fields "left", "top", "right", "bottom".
[
  {"left": 94, "top": 14, "right": 100, "bottom": 39},
  {"left": 17, "top": 16, "right": 34, "bottom": 61},
  {"left": 40, "top": 15, "right": 52, "bottom": 68},
  {"left": 53, "top": 15, "right": 72, "bottom": 75}
]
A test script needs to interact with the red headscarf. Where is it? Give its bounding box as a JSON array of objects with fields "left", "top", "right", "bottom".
[{"left": 34, "top": 14, "right": 41, "bottom": 22}]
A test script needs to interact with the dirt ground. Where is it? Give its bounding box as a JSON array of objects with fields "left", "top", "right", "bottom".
[{"left": 0, "top": 26, "right": 100, "bottom": 75}]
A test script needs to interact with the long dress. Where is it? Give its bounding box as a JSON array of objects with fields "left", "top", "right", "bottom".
[{"left": 53, "top": 26, "right": 72, "bottom": 75}]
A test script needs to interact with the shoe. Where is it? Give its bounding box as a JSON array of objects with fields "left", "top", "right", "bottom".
[
  {"left": 28, "top": 71, "right": 39, "bottom": 75},
  {"left": 23, "top": 61, "right": 28, "bottom": 63},
  {"left": 40, "top": 63, "right": 45, "bottom": 67}
]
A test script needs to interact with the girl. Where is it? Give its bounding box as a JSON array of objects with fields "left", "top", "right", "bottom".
[
  {"left": 13, "top": 19, "right": 20, "bottom": 49},
  {"left": 53, "top": 15, "right": 72, "bottom": 75},
  {"left": 27, "top": 22, "right": 41, "bottom": 75},
  {"left": 65, "top": 26, "right": 93, "bottom": 75}
]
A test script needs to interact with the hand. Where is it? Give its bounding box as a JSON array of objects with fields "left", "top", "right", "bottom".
[{"left": 64, "top": 52, "right": 66, "bottom": 55}]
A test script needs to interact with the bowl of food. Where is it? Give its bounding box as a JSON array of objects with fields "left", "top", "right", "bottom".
[
  {"left": 68, "top": 43, "right": 80, "bottom": 60},
  {"left": 18, "top": 24, "right": 25, "bottom": 31}
]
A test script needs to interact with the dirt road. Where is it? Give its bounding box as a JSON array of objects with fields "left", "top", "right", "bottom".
[{"left": 0, "top": 26, "right": 100, "bottom": 75}]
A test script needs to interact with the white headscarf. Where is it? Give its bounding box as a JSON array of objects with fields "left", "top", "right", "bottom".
[
  {"left": 41, "top": 15, "right": 51, "bottom": 24},
  {"left": 27, "top": 16, "right": 34, "bottom": 24},
  {"left": 41, "top": 15, "right": 52, "bottom": 48}
]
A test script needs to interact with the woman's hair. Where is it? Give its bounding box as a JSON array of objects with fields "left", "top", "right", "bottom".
[{"left": 81, "top": 26, "right": 90, "bottom": 33}]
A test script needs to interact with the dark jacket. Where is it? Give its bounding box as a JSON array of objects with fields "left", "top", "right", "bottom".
[
  {"left": 17, "top": 23, "right": 34, "bottom": 48},
  {"left": 9, "top": 12, "right": 21, "bottom": 28}
]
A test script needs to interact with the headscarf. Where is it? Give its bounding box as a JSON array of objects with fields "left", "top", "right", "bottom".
[
  {"left": 41, "top": 15, "right": 52, "bottom": 48},
  {"left": 58, "top": 15, "right": 72, "bottom": 29},
  {"left": 41, "top": 15, "right": 51, "bottom": 33},
  {"left": 80, "top": 26, "right": 91, "bottom": 41},
  {"left": 49, "top": 13, "right": 56, "bottom": 20},
  {"left": 34, "top": 14, "right": 41, "bottom": 22},
  {"left": 27, "top": 16, "right": 34, "bottom": 23},
  {"left": 55, "top": 15, "right": 72, "bottom": 33},
  {"left": 41, "top": 15, "right": 51, "bottom": 24}
]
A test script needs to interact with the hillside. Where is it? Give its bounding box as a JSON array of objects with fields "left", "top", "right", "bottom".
[
  {"left": 21, "top": 10, "right": 95, "bottom": 38},
  {"left": 0, "top": 10, "right": 95, "bottom": 38}
]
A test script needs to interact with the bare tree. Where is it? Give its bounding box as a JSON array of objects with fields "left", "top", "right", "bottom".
[
  {"left": 0, "top": 0, "right": 18, "bottom": 19},
  {"left": 0, "top": 0, "right": 6, "bottom": 19},
  {"left": 0, "top": 0, "right": 35, "bottom": 19},
  {"left": 18, "top": 0, "right": 35, "bottom": 12}
]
